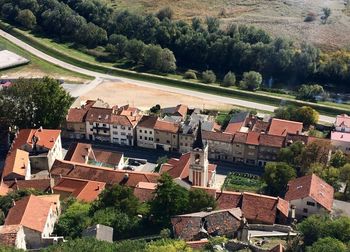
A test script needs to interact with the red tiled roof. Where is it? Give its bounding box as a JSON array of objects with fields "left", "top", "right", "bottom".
[
  {"left": 64, "top": 142, "right": 92, "bottom": 163},
  {"left": 285, "top": 174, "right": 334, "bottom": 211},
  {"left": 233, "top": 132, "right": 247, "bottom": 144},
  {"left": 198, "top": 188, "right": 288, "bottom": 225},
  {"left": 225, "top": 122, "right": 244, "bottom": 135},
  {"left": 50, "top": 160, "right": 160, "bottom": 188},
  {"left": 5, "top": 195, "right": 54, "bottom": 232},
  {"left": 154, "top": 120, "right": 179, "bottom": 133},
  {"left": 53, "top": 177, "right": 105, "bottom": 202},
  {"left": 175, "top": 104, "right": 188, "bottom": 118},
  {"left": 2, "top": 149, "right": 29, "bottom": 180},
  {"left": 66, "top": 100, "right": 96, "bottom": 123},
  {"left": 133, "top": 182, "right": 157, "bottom": 202},
  {"left": 202, "top": 131, "right": 233, "bottom": 143},
  {"left": 0, "top": 182, "right": 11, "bottom": 196},
  {"left": 0, "top": 224, "right": 22, "bottom": 247},
  {"left": 137, "top": 115, "right": 158, "bottom": 128},
  {"left": 268, "top": 118, "right": 303, "bottom": 136},
  {"left": 86, "top": 107, "right": 113, "bottom": 123},
  {"left": 246, "top": 132, "right": 260, "bottom": 145},
  {"left": 259, "top": 134, "right": 285, "bottom": 148},
  {"left": 161, "top": 153, "right": 191, "bottom": 179},
  {"left": 4, "top": 179, "right": 52, "bottom": 193},
  {"left": 94, "top": 149, "right": 123, "bottom": 166}
]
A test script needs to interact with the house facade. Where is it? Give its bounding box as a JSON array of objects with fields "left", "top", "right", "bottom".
[
  {"left": 154, "top": 120, "right": 179, "bottom": 151},
  {"left": 0, "top": 224, "right": 27, "bottom": 250},
  {"left": 136, "top": 116, "right": 157, "bottom": 149}
]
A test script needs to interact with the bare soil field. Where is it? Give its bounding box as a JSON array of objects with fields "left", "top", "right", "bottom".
[
  {"left": 76, "top": 80, "right": 234, "bottom": 111},
  {"left": 109, "top": 0, "right": 350, "bottom": 49}
]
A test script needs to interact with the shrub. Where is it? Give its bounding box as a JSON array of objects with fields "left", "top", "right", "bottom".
[
  {"left": 221, "top": 71, "right": 236, "bottom": 87},
  {"left": 184, "top": 70, "right": 197, "bottom": 80},
  {"left": 239, "top": 71, "right": 262, "bottom": 91},
  {"left": 156, "top": 7, "right": 174, "bottom": 21},
  {"left": 304, "top": 12, "right": 317, "bottom": 22},
  {"left": 202, "top": 70, "right": 216, "bottom": 84}
]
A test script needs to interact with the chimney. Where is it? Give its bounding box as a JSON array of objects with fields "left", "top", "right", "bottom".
[
  {"left": 290, "top": 205, "right": 296, "bottom": 219},
  {"left": 38, "top": 126, "right": 43, "bottom": 132},
  {"left": 12, "top": 199, "right": 16, "bottom": 207}
]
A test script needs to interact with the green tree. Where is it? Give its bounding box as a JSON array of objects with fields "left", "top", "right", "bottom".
[
  {"left": 156, "top": 7, "right": 174, "bottom": 21},
  {"left": 202, "top": 70, "right": 216, "bottom": 84},
  {"left": 91, "top": 184, "right": 141, "bottom": 216},
  {"left": 160, "top": 48, "right": 176, "bottom": 73},
  {"left": 340, "top": 164, "right": 350, "bottom": 198},
  {"left": 330, "top": 150, "right": 347, "bottom": 168},
  {"left": 322, "top": 8, "right": 331, "bottom": 24},
  {"left": 263, "top": 162, "right": 296, "bottom": 196},
  {"left": 294, "top": 106, "right": 319, "bottom": 128},
  {"left": 43, "top": 238, "right": 122, "bottom": 252},
  {"left": 184, "top": 70, "right": 197, "bottom": 80},
  {"left": 300, "top": 140, "right": 331, "bottom": 175},
  {"left": 310, "top": 163, "right": 341, "bottom": 191},
  {"left": 145, "top": 239, "right": 192, "bottom": 252},
  {"left": 307, "top": 237, "right": 346, "bottom": 252},
  {"left": 0, "top": 77, "right": 72, "bottom": 129},
  {"left": 239, "top": 71, "right": 262, "bottom": 91},
  {"left": 206, "top": 17, "right": 220, "bottom": 33},
  {"left": 221, "top": 71, "right": 236, "bottom": 87},
  {"left": 125, "top": 39, "right": 146, "bottom": 64},
  {"left": 55, "top": 201, "right": 91, "bottom": 238},
  {"left": 151, "top": 173, "right": 189, "bottom": 227},
  {"left": 296, "top": 84, "right": 324, "bottom": 102},
  {"left": 16, "top": 9, "right": 36, "bottom": 29},
  {"left": 188, "top": 189, "right": 217, "bottom": 212},
  {"left": 278, "top": 141, "right": 305, "bottom": 167},
  {"left": 108, "top": 34, "right": 128, "bottom": 58}
]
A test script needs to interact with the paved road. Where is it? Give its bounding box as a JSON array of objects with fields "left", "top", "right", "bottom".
[{"left": 0, "top": 29, "right": 335, "bottom": 123}]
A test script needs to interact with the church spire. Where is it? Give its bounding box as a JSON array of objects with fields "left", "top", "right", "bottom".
[{"left": 193, "top": 121, "right": 204, "bottom": 149}]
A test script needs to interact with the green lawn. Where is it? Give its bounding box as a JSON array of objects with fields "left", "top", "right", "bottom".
[
  {"left": 2, "top": 21, "right": 349, "bottom": 117},
  {"left": 223, "top": 172, "right": 265, "bottom": 193},
  {"left": 0, "top": 36, "right": 92, "bottom": 82}
]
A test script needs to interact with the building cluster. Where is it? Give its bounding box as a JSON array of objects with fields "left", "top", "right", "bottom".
[
  {"left": 64, "top": 100, "right": 338, "bottom": 168},
  {"left": 0, "top": 100, "right": 341, "bottom": 251}
]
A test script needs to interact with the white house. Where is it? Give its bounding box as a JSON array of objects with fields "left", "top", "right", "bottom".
[
  {"left": 335, "top": 114, "right": 350, "bottom": 133},
  {"left": 136, "top": 115, "right": 158, "bottom": 149},
  {"left": 284, "top": 174, "right": 334, "bottom": 219}
]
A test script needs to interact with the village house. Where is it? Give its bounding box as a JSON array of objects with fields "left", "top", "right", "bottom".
[
  {"left": 2, "top": 128, "right": 62, "bottom": 181},
  {"left": 133, "top": 181, "right": 158, "bottom": 202},
  {"left": 50, "top": 159, "right": 160, "bottom": 188},
  {"left": 4, "top": 178, "right": 54, "bottom": 193},
  {"left": 334, "top": 114, "right": 350, "bottom": 133},
  {"left": 136, "top": 115, "right": 158, "bottom": 149},
  {"left": 0, "top": 224, "right": 26, "bottom": 250},
  {"left": 202, "top": 131, "right": 233, "bottom": 162},
  {"left": 64, "top": 142, "right": 125, "bottom": 170},
  {"left": 154, "top": 119, "right": 179, "bottom": 151},
  {"left": 4, "top": 194, "right": 61, "bottom": 249},
  {"left": 171, "top": 208, "right": 243, "bottom": 241},
  {"left": 284, "top": 174, "right": 334, "bottom": 219},
  {"left": 257, "top": 134, "right": 285, "bottom": 167},
  {"left": 53, "top": 177, "right": 105, "bottom": 202},
  {"left": 331, "top": 131, "right": 350, "bottom": 155},
  {"left": 243, "top": 132, "right": 260, "bottom": 165},
  {"left": 194, "top": 187, "right": 289, "bottom": 225},
  {"left": 63, "top": 100, "right": 96, "bottom": 139},
  {"left": 267, "top": 118, "right": 303, "bottom": 137},
  {"left": 160, "top": 122, "right": 216, "bottom": 188},
  {"left": 161, "top": 104, "right": 188, "bottom": 120}
]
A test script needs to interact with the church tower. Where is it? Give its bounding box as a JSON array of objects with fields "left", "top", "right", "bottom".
[{"left": 189, "top": 121, "right": 209, "bottom": 187}]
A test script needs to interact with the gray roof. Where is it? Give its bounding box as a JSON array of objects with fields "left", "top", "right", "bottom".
[
  {"left": 175, "top": 208, "right": 242, "bottom": 220},
  {"left": 229, "top": 111, "right": 249, "bottom": 124}
]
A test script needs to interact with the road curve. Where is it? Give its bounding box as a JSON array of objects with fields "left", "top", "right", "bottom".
[{"left": 0, "top": 29, "right": 335, "bottom": 123}]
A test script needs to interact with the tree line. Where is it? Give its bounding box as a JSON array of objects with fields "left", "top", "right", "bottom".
[{"left": 1, "top": 0, "right": 350, "bottom": 90}]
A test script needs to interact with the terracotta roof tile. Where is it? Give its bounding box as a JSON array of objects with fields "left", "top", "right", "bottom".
[
  {"left": 4, "top": 179, "right": 52, "bottom": 193},
  {"left": 66, "top": 100, "right": 96, "bottom": 122},
  {"left": 137, "top": 115, "right": 158, "bottom": 128},
  {"left": 53, "top": 177, "right": 105, "bottom": 202},
  {"left": 259, "top": 134, "right": 285, "bottom": 148},
  {"left": 154, "top": 120, "right": 179, "bottom": 133},
  {"left": 175, "top": 104, "right": 188, "bottom": 118},
  {"left": 133, "top": 182, "right": 157, "bottom": 202},
  {"left": 225, "top": 122, "right": 244, "bottom": 134},
  {"left": 0, "top": 182, "right": 11, "bottom": 196},
  {"left": 246, "top": 132, "right": 260, "bottom": 145},
  {"left": 202, "top": 131, "right": 233, "bottom": 143},
  {"left": 50, "top": 160, "right": 160, "bottom": 188},
  {"left": 268, "top": 118, "right": 303, "bottom": 136},
  {"left": 285, "top": 174, "right": 334, "bottom": 211},
  {"left": 161, "top": 153, "right": 191, "bottom": 179},
  {"left": 86, "top": 107, "right": 113, "bottom": 123},
  {"left": 5, "top": 195, "right": 54, "bottom": 232},
  {"left": 233, "top": 132, "right": 247, "bottom": 144},
  {"left": 2, "top": 149, "right": 29, "bottom": 179},
  {"left": 64, "top": 142, "right": 92, "bottom": 163},
  {"left": 93, "top": 149, "right": 123, "bottom": 166}
]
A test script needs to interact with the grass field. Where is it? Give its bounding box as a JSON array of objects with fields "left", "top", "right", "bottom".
[
  {"left": 0, "top": 36, "right": 92, "bottom": 82},
  {"left": 223, "top": 172, "right": 265, "bottom": 193},
  {"left": 108, "top": 0, "right": 350, "bottom": 50}
]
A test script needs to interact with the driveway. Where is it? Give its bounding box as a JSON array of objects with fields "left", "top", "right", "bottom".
[{"left": 333, "top": 199, "right": 350, "bottom": 217}]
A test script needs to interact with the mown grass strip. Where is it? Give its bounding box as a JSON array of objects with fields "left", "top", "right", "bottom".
[{"left": 0, "top": 21, "right": 346, "bottom": 117}]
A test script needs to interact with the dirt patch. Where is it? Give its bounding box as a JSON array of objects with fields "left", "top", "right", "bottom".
[{"left": 76, "top": 80, "right": 234, "bottom": 111}]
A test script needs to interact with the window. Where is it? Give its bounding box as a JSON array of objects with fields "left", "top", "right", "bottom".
[
  {"left": 121, "top": 126, "right": 125, "bottom": 130},
  {"left": 96, "top": 123, "right": 99, "bottom": 126},
  {"left": 173, "top": 135, "right": 176, "bottom": 138},
  {"left": 166, "top": 140, "right": 170, "bottom": 144},
  {"left": 303, "top": 208, "right": 308, "bottom": 213},
  {"left": 156, "top": 138, "right": 160, "bottom": 142},
  {"left": 180, "top": 143, "right": 183, "bottom": 146},
  {"left": 139, "top": 130, "right": 142, "bottom": 133},
  {"left": 150, "top": 137, "right": 153, "bottom": 141},
  {"left": 121, "top": 132, "right": 126, "bottom": 136},
  {"left": 128, "top": 127, "right": 131, "bottom": 130},
  {"left": 145, "top": 137, "right": 148, "bottom": 140},
  {"left": 103, "top": 130, "right": 107, "bottom": 133},
  {"left": 307, "top": 201, "right": 315, "bottom": 206},
  {"left": 145, "top": 130, "right": 147, "bottom": 134},
  {"left": 103, "top": 124, "right": 106, "bottom": 127},
  {"left": 139, "top": 136, "right": 142, "bottom": 139}
]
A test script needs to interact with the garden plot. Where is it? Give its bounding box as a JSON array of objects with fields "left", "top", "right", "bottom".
[{"left": 0, "top": 50, "right": 29, "bottom": 70}]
